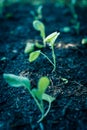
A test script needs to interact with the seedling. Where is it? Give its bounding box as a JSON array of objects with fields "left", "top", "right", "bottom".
[
  {"left": 30, "top": 5, "right": 43, "bottom": 20},
  {"left": 3, "top": 73, "right": 55, "bottom": 122},
  {"left": 25, "top": 20, "right": 60, "bottom": 71},
  {"left": 69, "top": 0, "right": 80, "bottom": 34}
]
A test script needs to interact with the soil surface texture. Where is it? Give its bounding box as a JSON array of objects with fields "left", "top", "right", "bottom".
[{"left": 0, "top": 3, "right": 87, "bottom": 130}]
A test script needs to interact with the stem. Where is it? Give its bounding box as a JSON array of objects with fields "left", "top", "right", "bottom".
[
  {"left": 37, "top": 98, "right": 51, "bottom": 123},
  {"left": 27, "top": 88, "right": 44, "bottom": 115},
  {"left": 43, "top": 40, "right": 46, "bottom": 47},
  {"left": 40, "top": 51, "right": 54, "bottom": 67},
  {"left": 28, "top": 86, "right": 52, "bottom": 123},
  {"left": 44, "top": 101, "right": 51, "bottom": 117},
  {"left": 41, "top": 100, "right": 44, "bottom": 115},
  {"left": 51, "top": 45, "right": 56, "bottom": 71}
]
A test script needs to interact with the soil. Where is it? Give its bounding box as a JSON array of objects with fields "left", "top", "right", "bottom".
[{"left": 0, "top": 3, "right": 87, "bottom": 130}]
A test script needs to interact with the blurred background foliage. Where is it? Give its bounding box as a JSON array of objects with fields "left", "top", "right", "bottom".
[
  {"left": 0, "top": 0, "right": 87, "bottom": 16},
  {"left": 1, "top": 0, "right": 87, "bottom": 5},
  {"left": 2, "top": 0, "right": 87, "bottom": 5}
]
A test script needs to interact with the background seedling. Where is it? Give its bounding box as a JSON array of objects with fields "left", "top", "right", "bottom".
[
  {"left": 30, "top": 5, "right": 43, "bottom": 20},
  {"left": 69, "top": 0, "right": 80, "bottom": 34},
  {"left": 36, "top": 5, "right": 43, "bottom": 20},
  {"left": 3, "top": 73, "right": 55, "bottom": 122}
]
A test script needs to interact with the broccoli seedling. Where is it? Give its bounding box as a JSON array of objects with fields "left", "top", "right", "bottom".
[
  {"left": 3, "top": 73, "right": 55, "bottom": 122},
  {"left": 25, "top": 20, "right": 60, "bottom": 71}
]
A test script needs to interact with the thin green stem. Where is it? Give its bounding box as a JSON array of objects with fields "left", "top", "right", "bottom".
[
  {"left": 37, "top": 98, "right": 51, "bottom": 123},
  {"left": 27, "top": 88, "right": 43, "bottom": 115},
  {"left": 41, "top": 100, "right": 44, "bottom": 115},
  {"left": 40, "top": 51, "right": 54, "bottom": 67},
  {"left": 44, "top": 101, "right": 51, "bottom": 118},
  {"left": 51, "top": 45, "right": 56, "bottom": 71},
  {"left": 28, "top": 87, "right": 52, "bottom": 123}
]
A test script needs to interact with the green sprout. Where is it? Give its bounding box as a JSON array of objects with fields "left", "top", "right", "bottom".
[
  {"left": 25, "top": 20, "right": 60, "bottom": 71},
  {"left": 30, "top": 5, "right": 43, "bottom": 20},
  {"left": 69, "top": 0, "right": 80, "bottom": 34},
  {"left": 3, "top": 73, "right": 55, "bottom": 122},
  {"left": 36, "top": 5, "right": 43, "bottom": 20}
]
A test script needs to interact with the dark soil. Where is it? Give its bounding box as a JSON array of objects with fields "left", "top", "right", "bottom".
[{"left": 0, "top": 3, "right": 87, "bottom": 130}]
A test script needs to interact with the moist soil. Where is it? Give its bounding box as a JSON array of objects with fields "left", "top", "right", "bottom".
[{"left": 0, "top": 3, "right": 87, "bottom": 130}]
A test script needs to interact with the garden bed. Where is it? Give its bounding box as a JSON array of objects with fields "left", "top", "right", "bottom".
[{"left": 0, "top": 3, "right": 87, "bottom": 130}]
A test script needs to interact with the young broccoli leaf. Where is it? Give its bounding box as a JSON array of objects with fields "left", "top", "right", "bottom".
[
  {"left": 3, "top": 74, "right": 30, "bottom": 89},
  {"left": 35, "top": 41, "right": 44, "bottom": 49},
  {"left": 33, "top": 20, "right": 45, "bottom": 40},
  {"left": 32, "top": 77, "right": 50, "bottom": 100},
  {"left": 42, "top": 93, "right": 55, "bottom": 103},
  {"left": 29, "top": 50, "right": 41, "bottom": 62},
  {"left": 24, "top": 43, "right": 34, "bottom": 53},
  {"left": 44, "top": 32, "right": 60, "bottom": 46},
  {"left": 38, "top": 76, "right": 50, "bottom": 95}
]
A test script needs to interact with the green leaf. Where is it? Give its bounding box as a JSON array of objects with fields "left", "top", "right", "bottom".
[
  {"left": 33, "top": 20, "right": 44, "bottom": 32},
  {"left": 32, "top": 88, "right": 42, "bottom": 100},
  {"left": 44, "top": 32, "right": 60, "bottom": 46},
  {"left": 42, "top": 93, "right": 55, "bottom": 103},
  {"left": 35, "top": 41, "right": 44, "bottom": 49},
  {"left": 38, "top": 77, "right": 50, "bottom": 95},
  {"left": 3, "top": 74, "right": 30, "bottom": 89},
  {"left": 37, "top": 5, "right": 43, "bottom": 14},
  {"left": 24, "top": 43, "right": 34, "bottom": 53},
  {"left": 38, "top": 77, "right": 50, "bottom": 99},
  {"left": 33, "top": 20, "right": 45, "bottom": 39},
  {"left": 29, "top": 50, "right": 41, "bottom": 62},
  {"left": 32, "top": 77, "right": 50, "bottom": 100}
]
